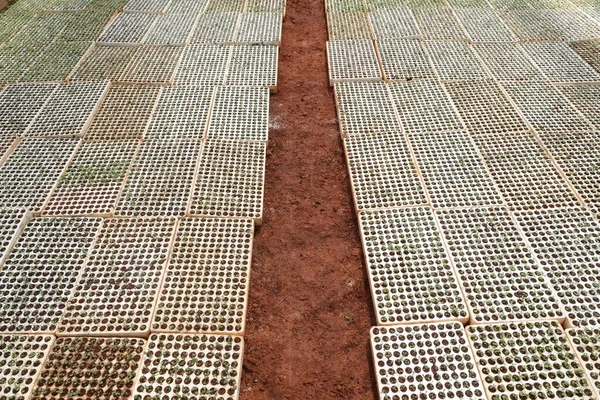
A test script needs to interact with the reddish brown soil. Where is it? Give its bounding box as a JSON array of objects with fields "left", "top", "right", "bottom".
[{"left": 240, "top": 0, "right": 377, "bottom": 398}]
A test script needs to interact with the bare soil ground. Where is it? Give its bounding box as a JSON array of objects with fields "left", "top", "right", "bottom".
[{"left": 239, "top": 0, "right": 377, "bottom": 398}]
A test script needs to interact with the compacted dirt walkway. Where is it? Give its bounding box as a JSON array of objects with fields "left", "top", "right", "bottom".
[{"left": 240, "top": 0, "right": 377, "bottom": 398}]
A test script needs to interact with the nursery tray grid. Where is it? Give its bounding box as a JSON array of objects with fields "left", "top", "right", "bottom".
[
  {"left": 537, "top": 131, "right": 600, "bottom": 214},
  {"left": 115, "top": 139, "right": 201, "bottom": 217},
  {"left": 119, "top": 45, "right": 183, "bottom": 84},
  {"left": 175, "top": 45, "right": 231, "bottom": 86},
  {"left": 57, "top": 217, "right": 177, "bottom": 337},
  {"left": 424, "top": 40, "right": 489, "bottom": 81},
  {"left": 190, "top": 139, "right": 266, "bottom": 224},
  {"left": 467, "top": 321, "right": 596, "bottom": 400},
  {"left": 368, "top": 7, "right": 420, "bottom": 40},
  {"left": 236, "top": 12, "right": 283, "bottom": 44},
  {"left": 86, "top": 84, "right": 161, "bottom": 140},
  {"left": 412, "top": 7, "right": 468, "bottom": 40},
  {"left": 376, "top": 39, "right": 436, "bottom": 81},
  {"left": 147, "top": 86, "right": 214, "bottom": 139},
  {"left": 327, "top": 40, "right": 382, "bottom": 84},
  {"left": 69, "top": 45, "right": 138, "bottom": 82},
  {"left": 26, "top": 81, "right": 110, "bottom": 138},
  {"left": 454, "top": 8, "right": 516, "bottom": 42},
  {"left": 43, "top": 140, "right": 139, "bottom": 217},
  {"left": 473, "top": 133, "right": 579, "bottom": 211},
  {"left": 0, "top": 334, "right": 55, "bottom": 400},
  {"left": 515, "top": 207, "right": 600, "bottom": 328},
  {"left": 501, "top": 80, "right": 594, "bottom": 132},
  {"left": 371, "top": 323, "right": 487, "bottom": 400},
  {"left": 437, "top": 207, "right": 565, "bottom": 324},
  {"left": 444, "top": 80, "right": 529, "bottom": 136},
  {"left": 132, "top": 333, "right": 243, "bottom": 400},
  {"left": 190, "top": 12, "right": 240, "bottom": 45},
  {"left": 409, "top": 131, "right": 503, "bottom": 209},
  {"left": 0, "top": 217, "right": 102, "bottom": 334},
  {"left": 327, "top": 12, "right": 373, "bottom": 41},
  {"left": 567, "top": 328, "right": 600, "bottom": 398},
  {"left": 0, "top": 207, "right": 30, "bottom": 265},
  {"left": 344, "top": 132, "right": 427, "bottom": 211},
  {"left": 98, "top": 12, "right": 157, "bottom": 45},
  {"left": 0, "top": 138, "right": 80, "bottom": 212},
  {"left": 153, "top": 218, "right": 254, "bottom": 334},
  {"left": 31, "top": 337, "right": 146, "bottom": 400},
  {"left": 144, "top": 14, "right": 196, "bottom": 45},
  {"left": 207, "top": 86, "right": 269, "bottom": 142},
  {"left": 473, "top": 42, "right": 545, "bottom": 82},
  {"left": 226, "top": 44, "right": 279, "bottom": 90},
  {"left": 334, "top": 81, "right": 401, "bottom": 136},
  {"left": 522, "top": 42, "right": 600, "bottom": 83},
  {"left": 359, "top": 207, "right": 469, "bottom": 326},
  {"left": 388, "top": 79, "right": 463, "bottom": 134},
  {"left": 558, "top": 85, "right": 600, "bottom": 131},
  {"left": 0, "top": 83, "right": 58, "bottom": 137}
]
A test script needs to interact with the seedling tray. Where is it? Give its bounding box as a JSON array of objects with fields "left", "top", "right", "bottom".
[
  {"left": 25, "top": 81, "right": 110, "bottom": 138},
  {"left": 0, "top": 136, "right": 18, "bottom": 166},
  {"left": 473, "top": 132, "right": 579, "bottom": 210},
  {"left": 152, "top": 217, "right": 254, "bottom": 335},
  {"left": 115, "top": 139, "right": 201, "bottom": 217},
  {"left": 412, "top": 8, "right": 468, "bottom": 40},
  {"left": 501, "top": 10, "right": 564, "bottom": 42},
  {"left": 566, "top": 328, "right": 600, "bottom": 398},
  {"left": 189, "top": 139, "right": 266, "bottom": 225},
  {"left": 327, "top": 40, "right": 382, "bottom": 85},
  {"left": 0, "top": 207, "right": 31, "bottom": 266},
  {"left": 368, "top": 7, "right": 420, "bottom": 40},
  {"left": 31, "top": 337, "right": 146, "bottom": 400},
  {"left": 569, "top": 39, "right": 600, "bottom": 75},
  {"left": 375, "top": 39, "right": 436, "bottom": 81},
  {"left": 409, "top": 131, "right": 503, "bottom": 209},
  {"left": 146, "top": 86, "right": 214, "bottom": 139},
  {"left": 144, "top": 14, "right": 196, "bottom": 45},
  {"left": 69, "top": 44, "right": 137, "bottom": 81},
  {"left": 57, "top": 217, "right": 177, "bottom": 337},
  {"left": 43, "top": 140, "right": 139, "bottom": 217},
  {"left": 436, "top": 206, "right": 566, "bottom": 325},
  {"left": 536, "top": 131, "right": 600, "bottom": 215},
  {"left": 388, "top": 79, "right": 463, "bottom": 134},
  {"left": 132, "top": 333, "right": 244, "bottom": 400},
  {"left": 174, "top": 45, "right": 231, "bottom": 86},
  {"left": 207, "top": 86, "right": 270, "bottom": 142},
  {"left": 423, "top": 40, "right": 490, "bottom": 81},
  {"left": 0, "top": 138, "right": 80, "bottom": 213},
  {"left": 190, "top": 12, "right": 240, "bottom": 45},
  {"left": 333, "top": 81, "right": 401, "bottom": 136},
  {"left": 522, "top": 42, "right": 600, "bottom": 83},
  {"left": 124, "top": 0, "right": 171, "bottom": 13},
  {"left": 371, "top": 323, "right": 487, "bottom": 400},
  {"left": 166, "top": 0, "right": 210, "bottom": 14},
  {"left": 501, "top": 80, "right": 594, "bottom": 132},
  {"left": 0, "top": 217, "right": 102, "bottom": 334},
  {"left": 236, "top": 12, "right": 283, "bottom": 44},
  {"left": 454, "top": 8, "right": 516, "bottom": 42},
  {"left": 358, "top": 207, "right": 469, "bottom": 326},
  {"left": 119, "top": 45, "right": 184, "bottom": 84},
  {"left": 226, "top": 44, "right": 279, "bottom": 92},
  {"left": 514, "top": 207, "right": 600, "bottom": 328},
  {"left": 0, "top": 334, "right": 55, "bottom": 400},
  {"left": 466, "top": 321, "right": 596, "bottom": 400},
  {"left": 473, "top": 42, "right": 545, "bottom": 82},
  {"left": 97, "top": 12, "right": 157, "bottom": 45},
  {"left": 444, "top": 80, "right": 529, "bottom": 136},
  {"left": 558, "top": 85, "right": 600, "bottom": 131},
  {"left": 343, "top": 132, "right": 427, "bottom": 211},
  {"left": 0, "top": 83, "right": 58, "bottom": 137},
  {"left": 85, "top": 84, "right": 161, "bottom": 140},
  {"left": 327, "top": 11, "right": 373, "bottom": 41},
  {"left": 19, "top": 40, "right": 93, "bottom": 83}
]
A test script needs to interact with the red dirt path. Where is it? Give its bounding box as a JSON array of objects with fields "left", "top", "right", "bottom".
[{"left": 239, "top": 0, "right": 377, "bottom": 398}]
